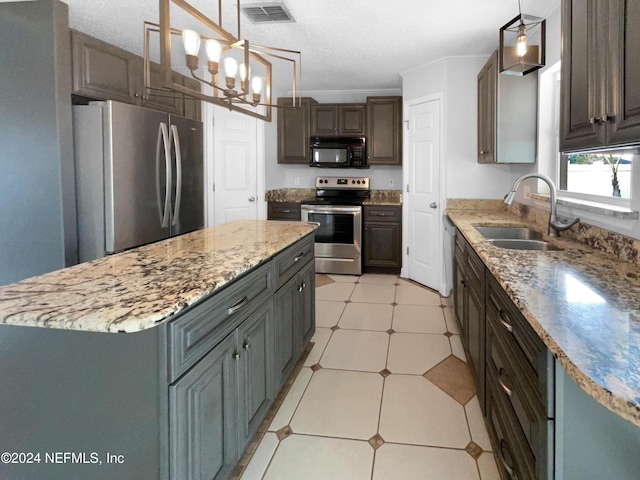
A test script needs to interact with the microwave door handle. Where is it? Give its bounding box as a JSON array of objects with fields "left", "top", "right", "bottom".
[
  {"left": 156, "top": 122, "right": 171, "bottom": 228},
  {"left": 170, "top": 124, "right": 182, "bottom": 227}
]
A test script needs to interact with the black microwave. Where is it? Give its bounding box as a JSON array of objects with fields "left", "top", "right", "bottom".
[{"left": 309, "top": 137, "right": 368, "bottom": 168}]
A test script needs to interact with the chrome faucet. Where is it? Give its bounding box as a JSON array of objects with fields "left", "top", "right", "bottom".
[{"left": 504, "top": 173, "right": 580, "bottom": 237}]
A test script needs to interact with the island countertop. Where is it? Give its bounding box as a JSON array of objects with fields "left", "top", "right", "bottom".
[
  {"left": 447, "top": 203, "right": 640, "bottom": 427},
  {"left": 0, "top": 220, "right": 317, "bottom": 334}
]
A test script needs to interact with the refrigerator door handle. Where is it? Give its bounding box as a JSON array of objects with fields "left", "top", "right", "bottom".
[
  {"left": 156, "top": 122, "right": 171, "bottom": 228},
  {"left": 170, "top": 124, "right": 182, "bottom": 227}
]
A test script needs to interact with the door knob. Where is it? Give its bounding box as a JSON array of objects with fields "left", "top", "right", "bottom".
[
  {"left": 249, "top": 196, "right": 256, "bottom": 202},
  {"left": 430, "top": 202, "right": 438, "bottom": 209}
]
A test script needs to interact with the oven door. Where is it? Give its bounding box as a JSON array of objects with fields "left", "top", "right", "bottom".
[{"left": 301, "top": 204, "right": 362, "bottom": 275}]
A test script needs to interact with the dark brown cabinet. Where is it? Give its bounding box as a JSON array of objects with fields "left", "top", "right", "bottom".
[
  {"left": 453, "top": 231, "right": 485, "bottom": 409},
  {"left": 477, "top": 52, "right": 497, "bottom": 164},
  {"left": 366, "top": 96, "right": 402, "bottom": 165},
  {"left": 70, "top": 30, "right": 201, "bottom": 121},
  {"left": 363, "top": 205, "right": 402, "bottom": 273},
  {"left": 477, "top": 51, "right": 537, "bottom": 164},
  {"left": 485, "top": 273, "right": 554, "bottom": 480},
  {"left": 71, "top": 29, "right": 143, "bottom": 104},
  {"left": 277, "top": 97, "right": 316, "bottom": 164},
  {"left": 267, "top": 202, "right": 301, "bottom": 221},
  {"left": 311, "top": 104, "right": 366, "bottom": 136},
  {"left": 560, "top": 0, "right": 640, "bottom": 152}
]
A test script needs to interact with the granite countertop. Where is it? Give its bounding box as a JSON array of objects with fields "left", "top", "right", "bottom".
[
  {"left": 265, "top": 188, "right": 402, "bottom": 205},
  {"left": 0, "top": 220, "right": 317, "bottom": 334},
  {"left": 446, "top": 203, "right": 640, "bottom": 427}
]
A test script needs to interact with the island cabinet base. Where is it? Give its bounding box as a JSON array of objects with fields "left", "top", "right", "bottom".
[{"left": 0, "top": 232, "right": 315, "bottom": 480}]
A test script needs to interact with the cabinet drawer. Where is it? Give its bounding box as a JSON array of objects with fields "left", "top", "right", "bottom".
[
  {"left": 487, "top": 316, "right": 546, "bottom": 441},
  {"left": 168, "top": 262, "right": 273, "bottom": 382},
  {"left": 486, "top": 366, "right": 537, "bottom": 480},
  {"left": 274, "top": 234, "right": 314, "bottom": 289},
  {"left": 486, "top": 275, "right": 544, "bottom": 371},
  {"left": 268, "top": 202, "right": 301, "bottom": 221},
  {"left": 363, "top": 205, "right": 401, "bottom": 222}
]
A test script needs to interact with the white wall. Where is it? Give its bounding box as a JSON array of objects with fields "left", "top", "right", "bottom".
[
  {"left": 265, "top": 88, "right": 404, "bottom": 191},
  {"left": 402, "top": 56, "right": 524, "bottom": 201}
]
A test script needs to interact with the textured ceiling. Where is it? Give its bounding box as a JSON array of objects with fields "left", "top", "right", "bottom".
[{"left": 63, "top": 0, "right": 560, "bottom": 92}]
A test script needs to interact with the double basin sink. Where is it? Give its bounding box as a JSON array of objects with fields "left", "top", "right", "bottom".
[{"left": 474, "top": 226, "right": 561, "bottom": 251}]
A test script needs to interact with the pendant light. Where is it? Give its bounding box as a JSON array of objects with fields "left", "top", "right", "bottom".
[{"left": 499, "top": 0, "right": 545, "bottom": 75}]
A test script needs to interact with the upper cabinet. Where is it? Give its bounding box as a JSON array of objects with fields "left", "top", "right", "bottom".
[
  {"left": 366, "top": 96, "right": 402, "bottom": 166},
  {"left": 477, "top": 51, "right": 538, "bottom": 164},
  {"left": 560, "top": 0, "right": 640, "bottom": 152},
  {"left": 70, "top": 30, "right": 201, "bottom": 121},
  {"left": 277, "top": 97, "right": 316, "bottom": 164},
  {"left": 311, "top": 104, "right": 366, "bottom": 136}
]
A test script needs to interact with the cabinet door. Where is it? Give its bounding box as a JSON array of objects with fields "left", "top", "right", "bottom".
[
  {"left": 366, "top": 97, "right": 402, "bottom": 165},
  {"left": 477, "top": 52, "right": 496, "bottom": 163},
  {"left": 237, "top": 302, "right": 274, "bottom": 451},
  {"left": 142, "top": 62, "right": 184, "bottom": 116},
  {"left": 277, "top": 97, "right": 314, "bottom": 163},
  {"left": 296, "top": 260, "right": 315, "bottom": 350},
  {"left": 339, "top": 105, "right": 366, "bottom": 135},
  {"left": 71, "top": 30, "right": 142, "bottom": 103},
  {"left": 311, "top": 105, "right": 339, "bottom": 136},
  {"left": 182, "top": 75, "right": 202, "bottom": 121},
  {"left": 559, "top": 0, "right": 607, "bottom": 151},
  {"left": 363, "top": 222, "right": 402, "bottom": 268},
  {"left": 467, "top": 284, "right": 485, "bottom": 408},
  {"left": 607, "top": 0, "right": 640, "bottom": 145},
  {"left": 453, "top": 248, "right": 466, "bottom": 335},
  {"left": 169, "top": 332, "right": 237, "bottom": 480},
  {"left": 274, "top": 274, "right": 297, "bottom": 387}
]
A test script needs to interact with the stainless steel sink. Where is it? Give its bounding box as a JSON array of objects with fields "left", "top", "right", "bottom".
[
  {"left": 487, "top": 239, "right": 561, "bottom": 251},
  {"left": 475, "top": 226, "right": 543, "bottom": 240}
]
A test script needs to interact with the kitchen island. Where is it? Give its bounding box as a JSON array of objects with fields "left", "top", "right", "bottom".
[
  {"left": 447, "top": 199, "right": 640, "bottom": 479},
  {"left": 0, "top": 220, "right": 317, "bottom": 480}
]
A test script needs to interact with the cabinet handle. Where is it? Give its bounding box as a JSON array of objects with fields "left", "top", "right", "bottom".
[
  {"left": 498, "top": 439, "right": 515, "bottom": 477},
  {"left": 479, "top": 150, "right": 485, "bottom": 155},
  {"left": 498, "top": 368, "right": 513, "bottom": 397},
  {"left": 298, "top": 281, "right": 306, "bottom": 292},
  {"left": 589, "top": 117, "right": 603, "bottom": 125},
  {"left": 498, "top": 310, "right": 513, "bottom": 333},
  {"left": 227, "top": 296, "right": 249, "bottom": 315},
  {"left": 232, "top": 352, "right": 240, "bottom": 360},
  {"left": 375, "top": 213, "right": 388, "bottom": 216},
  {"left": 294, "top": 252, "right": 305, "bottom": 262},
  {"left": 243, "top": 341, "right": 251, "bottom": 351},
  {"left": 282, "top": 209, "right": 292, "bottom": 213},
  {"left": 600, "top": 114, "right": 614, "bottom": 123}
]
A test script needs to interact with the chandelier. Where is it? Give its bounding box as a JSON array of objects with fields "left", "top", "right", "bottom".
[
  {"left": 144, "top": 0, "right": 302, "bottom": 121},
  {"left": 499, "top": 0, "right": 545, "bottom": 76}
]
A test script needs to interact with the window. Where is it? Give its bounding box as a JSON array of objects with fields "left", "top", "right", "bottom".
[{"left": 559, "top": 151, "right": 633, "bottom": 200}]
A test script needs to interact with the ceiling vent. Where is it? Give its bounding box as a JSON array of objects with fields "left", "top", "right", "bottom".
[{"left": 241, "top": 3, "right": 296, "bottom": 23}]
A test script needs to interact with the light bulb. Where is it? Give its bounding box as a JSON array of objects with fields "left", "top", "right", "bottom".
[
  {"left": 224, "top": 57, "right": 238, "bottom": 78},
  {"left": 239, "top": 63, "right": 250, "bottom": 81},
  {"left": 251, "top": 76, "right": 262, "bottom": 95},
  {"left": 516, "top": 23, "right": 527, "bottom": 57},
  {"left": 205, "top": 39, "right": 221, "bottom": 63},
  {"left": 182, "top": 29, "right": 201, "bottom": 57}
]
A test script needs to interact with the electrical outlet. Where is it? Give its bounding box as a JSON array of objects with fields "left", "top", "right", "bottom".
[
  {"left": 294, "top": 177, "right": 300, "bottom": 186},
  {"left": 388, "top": 178, "right": 395, "bottom": 187}
]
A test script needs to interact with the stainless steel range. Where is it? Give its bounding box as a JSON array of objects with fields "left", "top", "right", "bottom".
[{"left": 301, "top": 176, "right": 370, "bottom": 275}]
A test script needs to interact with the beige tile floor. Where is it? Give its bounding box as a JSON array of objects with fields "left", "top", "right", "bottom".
[{"left": 240, "top": 273, "right": 500, "bottom": 480}]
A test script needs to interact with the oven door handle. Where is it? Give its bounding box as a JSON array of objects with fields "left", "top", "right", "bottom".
[{"left": 301, "top": 205, "right": 361, "bottom": 214}]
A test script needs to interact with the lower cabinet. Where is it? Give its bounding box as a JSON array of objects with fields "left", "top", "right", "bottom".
[
  {"left": 168, "top": 233, "right": 315, "bottom": 480},
  {"left": 363, "top": 205, "right": 402, "bottom": 273},
  {"left": 453, "top": 231, "right": 486, "bottom": 410},
  {"left": 454, "top": 228, "right": 554, "bottom": 480},
  {"left": 274, "top": 260, "right": 315, "bottom": 387},
  {"left": 170, "top": 331, "right": 239, "bottom": 480}
]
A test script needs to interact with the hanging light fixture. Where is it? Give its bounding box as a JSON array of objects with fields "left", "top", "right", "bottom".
[
  {"left": 499, "top": 0, "right": 545, "bottom": 75},
  {"left": 144, "top": 0, "right": 302, "bottom": 122}
]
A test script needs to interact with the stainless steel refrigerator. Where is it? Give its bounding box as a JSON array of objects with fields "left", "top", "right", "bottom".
[{"left": 73, "top": 101, "right": 204, "bottom": 262}]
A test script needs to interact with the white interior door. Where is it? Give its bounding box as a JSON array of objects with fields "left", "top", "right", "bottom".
[
  {"left": 212, "top": 105, "right": 259, "bottom": 225},
  {"left": 404, "top": 98, "right": 442, "bottom": 291}
]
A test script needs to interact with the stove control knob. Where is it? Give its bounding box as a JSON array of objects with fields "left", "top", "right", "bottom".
[
  {"left": 352, "top": 180, "right": 355, "bottom": 184},
  {"left": 357, "top": 180, "right": 361, "bottom": 184}
]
